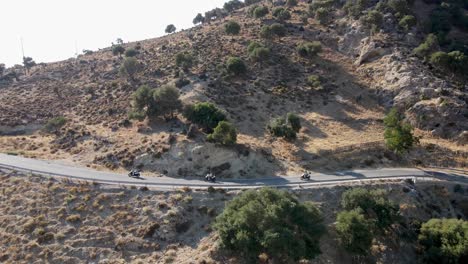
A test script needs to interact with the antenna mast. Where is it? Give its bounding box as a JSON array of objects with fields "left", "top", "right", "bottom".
[{"left": 20, "top": 37, "right": 25, "bottom": 59}]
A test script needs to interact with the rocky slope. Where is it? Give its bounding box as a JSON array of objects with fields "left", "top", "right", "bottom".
[{"left": 0, "top": 0, "right": 466, "bottom": 177}]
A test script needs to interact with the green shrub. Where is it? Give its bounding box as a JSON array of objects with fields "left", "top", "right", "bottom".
[
  {"left": 341, "top": 187, "right": 399, "bottom": 229},
  {"left": 214, "top": 188, "right": 325, "bottom": 262},
  {"left": 270, "top": 23, "right": 287, "bottom": 39},
  {"left": 399, "top": 15, "right": 417, "bottom": 31},
  {"left": 268, "top": 113, "right": 301, "bottom": 140},
  {"left": 175, "top": 52, "right": 194, "bottom": 69},
  {"left": 248, "top": 42, "right": 270, "bottom": 62},
  {"left": 286, "top": 112, "right": 301, "bottom": 133},
  {"left": 430, "top": 51, "right": 468, "bottom": 77},
  {"left": 336, "top": 209, "right": 374, "bottom": 255},
  {"left": 307, "top": 75, "right": 322, "bottom": 89},
  {"left": 414, "top": 34, "right": 439, "bottom": 59},
  {"left": 362, "top": 10, "right": 384, "bottom": 28},
  {"left": 224, "top": 21, "right": 241, "bottom": 35},
  {"left": 119, "top": 57, "right": 139, "bottom": 79},
  {"left": 165, "top": 24, "right": 176, "bottom": 34},
  {"left": 207, "top": 121, "right": 237, "bottom": 145},
  {"left": 260, "top": 25, "right": 273, "bottom": 39},
  {"left": 388, "top": 0, "right": 409, "bottom": 15},
  {"left": 297, "top": 41, "right": 322, "bottom": 58},
  {"left": 273, "top": 8, "right": 291, "bottom": 21},
  {"left": 124, "top": 48, "right": 139, "bottom": 57},
  {"left": 44, "top": 116, "right": 67, "bottom": 133},
  {"left": 128, "top": 110, "right": 146, "bottom": 121},
  {"left": 309, "top": 0, "right": 337, "bottom": 14},
  {"left": 343, "top": 0, "right": 369, "bottom": 19},
  {"left": 226, "top": 57, "right": 246, "bottom": 76},
  {"left": 315, "top": 8, "right": 330, "bottom": 25},
  {"left": 418, "top": 218, "right": 468, "bottom": 263},
  {"left": 384, "top": 108, "right": 418, "bottom": 154},
  {"left": 112, "top": 45, "right": 125, "bottom": 57},
  {"left": 183, "top": 102, "right": 226, "bottom": 131},
  {"left": 253, "top": 6, "right": 269, "bottom": 18},
  {"left": 430, "top": 51, "right": 451, "bottom": 69}
]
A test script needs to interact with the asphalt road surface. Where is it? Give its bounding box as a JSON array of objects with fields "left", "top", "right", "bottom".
[{"left": 0, "top": 153, "right": 466, "bottom": 190}]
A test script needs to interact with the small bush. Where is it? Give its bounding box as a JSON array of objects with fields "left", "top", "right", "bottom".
[
  {"left": 286, "top": 112, "right": 301, "bottom": 133},
  {"left": 260, "top": 25, "right": 274, "bottom": 39},
  {"left": 399, "top": 15, "right": 417, "bottom": 31},
  {"left": 414, "top": 34, "right": 439, "bottom": 59},
  {"left": 343, "top": 0, "right": 369, "bottom": 19},
  {"left": 307, "top": 75, "right": 322, "bottom": 89},
  {"left": 384, "top": 108, "right": 418, "bottom": 154},
  {"left": 430, "top": 51, "right": 468, "bottom": 77},
  {"left": 165, "top": 24, "right": 176, "bottom": 34},
  {"left": 183, "top": 102, "right": 226, "bottom": 131},
  {"left": 175, "top": 52, "right": 194, "bottom": 69},
  {"left": 418, "top": 218, "right": 468, "bottom": 263},
  {"left": 268, "top": 113, "right": 301, "bottom": 140},
  {"left": 259, "top": 24, "right": 287, "bottom": 40},
  {"left": 253, "top": 6, "right": 269, "bottom": 18},
  {"left": 362, "top": 10, "right": 383, "bottom": 28},
  {"left": 315, "top": 8, "right": 330, "bottom": 25},
  {"left": 226, "top": 57, "right": 247, "bottom": 76},
  {"left": 297, "top": 41, "right": 322, "bottom": 58},
  {"left": 273, "top": 8, "right": 291, "bottom": 21},
  {"left": 224, "top": 21, "right": 241, "bottom": 35},
  {"left": 214, "top": 188, "right": 325, "bottom": 262},
  {"left": 270, "top": 23, "right": 287, "bottom": 39},
  {"left": 207, "top": 121, "right": 237, "bottom": 145},
  {"left": 336, "top": 209, "right": 374, "bottom": 255},
  {"left": 248, "top": 42, "right": 270, "bottom": 62},
  {"left": 44, "top": 116, "right": 67, "bottom": 133},
  {"left": 119, "top": 57, "right": 139, "bottom": 79},
  {"left": 66, "top": 214, "right": 81, "bottom": 223},
  {"left": 124, "top": 48, "right": 139, "bottom": 57}
]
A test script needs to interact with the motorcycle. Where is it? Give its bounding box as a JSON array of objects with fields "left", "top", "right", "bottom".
[
  {"left": 205, "top": 173, "right": 216, "bottom": 183},
  {"left": 128, "top": 169, "right": 141, "bottom": 178},
  {"left": 300, "top": 172, "right": 311, "bottom": 181}
]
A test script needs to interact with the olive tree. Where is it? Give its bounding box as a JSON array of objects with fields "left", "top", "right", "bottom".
[
  {"left": 418, "top": 218, "right": 468, "bottom": 264},
  {"left": 165, "top": 24, "right": 176, "bottom": 34},
  {"left": 153, "top": 85, "right": 182, "bottom": 119},
  {"left": 214, "top": 188, "right": 326, "bottom": 262}
]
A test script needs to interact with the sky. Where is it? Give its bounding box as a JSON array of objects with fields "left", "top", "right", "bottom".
[{"left": 0, "top": 0, "right": 228, "bottom": 67}]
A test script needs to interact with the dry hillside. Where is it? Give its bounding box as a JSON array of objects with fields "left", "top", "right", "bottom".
[
  {"left": 0, "top": 0, "right": 466, "bottom": 178},
  {"left": 0, "top": 169, "right": 467, "bottom": 263}
]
